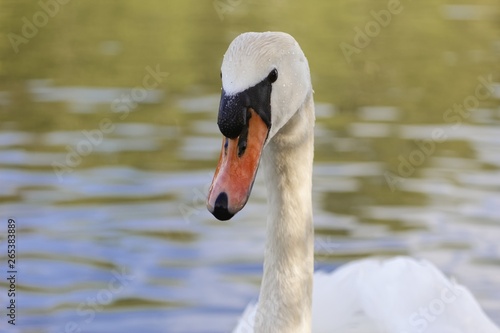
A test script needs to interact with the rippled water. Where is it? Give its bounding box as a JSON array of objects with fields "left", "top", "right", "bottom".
[
  {"left": 2, "top": 97, "right": 500, "bottom": 332},
  {"left": 1, "top": 1, "right": 500, "bottom": 332}
]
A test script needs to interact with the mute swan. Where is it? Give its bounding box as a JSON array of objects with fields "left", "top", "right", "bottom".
[{"left": 206, "top": 32, "right": 500, "bottom": 333}]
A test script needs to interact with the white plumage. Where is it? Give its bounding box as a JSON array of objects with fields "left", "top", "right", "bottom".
[
  {"left": 234, "top": 257, "right": 499, "bottom": 333},
  {"left": 210, "top": 32, "right": 500, "bottom": 333}
]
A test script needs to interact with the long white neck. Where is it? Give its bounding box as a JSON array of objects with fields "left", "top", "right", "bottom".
[{"left": 255, "top": 93, "right": 315, "bottom": 333}]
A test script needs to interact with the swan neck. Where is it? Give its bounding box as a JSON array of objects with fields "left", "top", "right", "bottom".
[{"left": 256, "top": 94, "right": 315, "bottom": 333}]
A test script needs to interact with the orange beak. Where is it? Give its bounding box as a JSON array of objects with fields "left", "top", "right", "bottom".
[{"left": 207, "top": 108, "right": 269, "bottom": 220}]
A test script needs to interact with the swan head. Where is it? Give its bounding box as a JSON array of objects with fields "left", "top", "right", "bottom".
[{"left": 207, "top": 32, "right": 312, "bottom": 221}]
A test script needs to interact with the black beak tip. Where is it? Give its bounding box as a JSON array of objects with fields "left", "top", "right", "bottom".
[{"left": 211, "top": 192, "right": 234, "bottom": 221}]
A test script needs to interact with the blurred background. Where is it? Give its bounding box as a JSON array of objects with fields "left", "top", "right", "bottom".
[{"left": 1, "top": 0, "right": 500, "bottom": 332}]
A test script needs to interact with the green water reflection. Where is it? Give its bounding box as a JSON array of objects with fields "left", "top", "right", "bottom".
[
  {"left": 0, "top": 0, "right": 499, "bottom": 213},
  {"left": 1, "top": 1, "right": 500, "bottom": 331},
  {"left": 1, "top": 4, "right": 498, "bottom": 132},
  {"left": 1, "top": 0, "right": 499, "bottom": 209}
]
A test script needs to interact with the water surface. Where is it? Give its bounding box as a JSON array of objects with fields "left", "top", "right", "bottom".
[{"left": 1, "top": 1, "right": 500, "bottom": 332}]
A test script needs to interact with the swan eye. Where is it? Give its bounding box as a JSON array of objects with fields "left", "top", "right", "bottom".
[
  {"left": 220, "top": 71, "right": 222, "bottom": 79},
  {"left": 268, "top": 68, "right": 278, "bottom": 83}
]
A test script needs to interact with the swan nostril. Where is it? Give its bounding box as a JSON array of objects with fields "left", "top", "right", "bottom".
[
  {"left": 237, "top": 109, "right": 251, "bottom": 157},
  {"left": 237, "top": 127, "right": 248, "bottom": 157},
  {"left": 238, "top": 139, "right": 247, "bottom": 157},
  {"left": 212, "top": 192, "right": 234, "bottom": 221}
]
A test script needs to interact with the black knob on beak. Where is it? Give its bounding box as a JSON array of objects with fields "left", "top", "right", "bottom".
[
  {"left": 217, "top": 90, "right": 248, "bottom": 139},
  {"left": 212, "top": 192, "right": 234, "bottom": 221}
]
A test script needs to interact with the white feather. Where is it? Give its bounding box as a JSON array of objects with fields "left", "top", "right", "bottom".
[
  {"left": 219, "top": 32, "right": 500, "bottom": 333},
  {"left": 234, "top": 257, "right": 499, "bottom": 333}
]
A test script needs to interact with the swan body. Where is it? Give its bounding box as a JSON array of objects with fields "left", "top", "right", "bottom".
[
  {"left": 206, "top": 32, "right": 500, "bottom": 333},
  {"left": 234, "top": 257, "right": 500, "bottom": 333}
]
